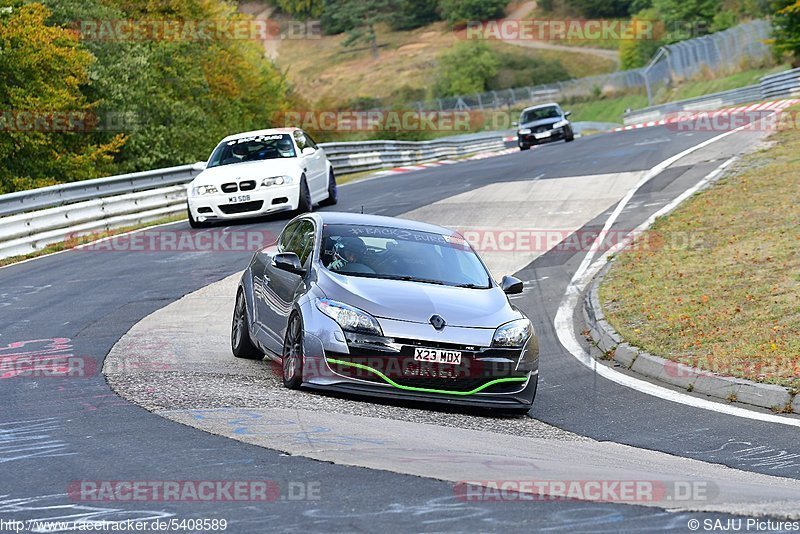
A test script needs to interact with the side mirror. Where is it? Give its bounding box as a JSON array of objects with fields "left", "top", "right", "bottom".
[
  {"left": 500, "top": 275, "right": 524, "bottom": 295},
  {"left": 301, "top": 147, "right": 316, "bottom": 156},
  {"left": 274, "top": 252, "right": 304, "bottom": 274},
  {"left": 564, "top": 111, "right": 571, "bottom": 117},
  {"left": 192, "top": 161, "right": 207, "bottom": 172},
  {"left": 511, "top": 121, "right": 519, "bottom": 127}
]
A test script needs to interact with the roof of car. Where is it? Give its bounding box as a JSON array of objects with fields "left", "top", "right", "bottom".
[
  {"left": 220, "top": 128, "right": 301, "bottom": 143},
  {"left": 309, "top": 212, "right": 458, "bottom": 235},
  {"left": 521, "top": 103, "right": 561, "bottom": 112}
]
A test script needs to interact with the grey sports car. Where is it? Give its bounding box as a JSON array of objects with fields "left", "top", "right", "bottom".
[{"left": 231, "top": 212, "right": 539, "bottom": 414}]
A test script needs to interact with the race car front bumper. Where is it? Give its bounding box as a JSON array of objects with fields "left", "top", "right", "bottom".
[{"left": 187, "top": 183, "right": 299, "bottom": 221}]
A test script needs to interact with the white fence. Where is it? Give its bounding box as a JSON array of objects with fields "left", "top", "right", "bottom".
[{"left": 0, "top": 132, "right": 507, "bottom": 260}]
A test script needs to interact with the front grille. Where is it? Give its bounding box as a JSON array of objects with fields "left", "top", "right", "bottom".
[
  {"left": 239, "top": 180, "right": 256, "bottom": 191},
  {"left": 221, "top": 183, "right": 238, "bottom": 193},
  {"left": 328, "top": 342, "right": 526, "bottom": 394},
  {"left": 219, "top": 201, "right": 264, "bottom": 214}
]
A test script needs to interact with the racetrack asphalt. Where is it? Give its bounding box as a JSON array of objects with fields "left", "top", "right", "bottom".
[{"left": 2, "top": 124, "right": 798, "bottom": 532}]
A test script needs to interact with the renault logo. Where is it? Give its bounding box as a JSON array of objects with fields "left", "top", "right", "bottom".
[{"left": 429, "top": 315, "right": 446, "bottom": 330}]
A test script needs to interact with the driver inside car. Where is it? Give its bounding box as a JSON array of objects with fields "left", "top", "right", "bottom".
[{"left": 327, "top": 237, "right": 375, "bottom": 274}]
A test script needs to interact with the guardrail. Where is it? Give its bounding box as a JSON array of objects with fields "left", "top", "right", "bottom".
[
  {"left": 623, "top": 84, "right": 763, "bottom": 125},
  {"left": 760, "top": 67, "right": 800, "bottom": 99},
  {"left": 0, "top": 132, "right": 507, "bottom": 260},
  {"left": 623, "top": 68, "right": 800, "bottom": 125}
]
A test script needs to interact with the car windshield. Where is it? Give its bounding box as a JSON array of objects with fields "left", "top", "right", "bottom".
[
  {"left": 207, "top": 133, "right": 296, "bottom": 168},
  {"left": 320, "top": 224, "right": 492, "bottom": 288},
  {"left": 521, "top": 106, "right": 561, "bottom": 123}
]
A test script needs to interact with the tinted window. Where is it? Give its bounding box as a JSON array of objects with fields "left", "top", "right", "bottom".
[
  {"left": 207, "top": 134, "right": 296, "bottom": 168},
  {"left": 278, "top": 220, "right": 301, "bottom": 253},
  {"left": 304, "top": 132, "right": 318, "bottom": 150},
  {"left": 521, "top": 106, "right": 561, "bottom": 123},
  {"left": 282, "top": 219, "right": 315, "bottom": 268},
  {"left": 320, "top": 224, "right": 491, "bottom": 288}
]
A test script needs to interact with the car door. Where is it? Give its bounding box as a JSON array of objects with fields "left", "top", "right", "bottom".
[
  {"left": 257, "top": 218, "right": 316, "bottom": 351},
  {"left": 294, "top": 130, "right": 326, "bottom": 200}
]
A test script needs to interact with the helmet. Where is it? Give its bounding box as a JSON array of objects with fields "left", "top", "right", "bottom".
[
  {"left": 276, "top": 137, "right": 294, "bottom": 155},
  {"left": 336, "top": 237, "right": 366, "bottom": 261},
  {"left": 231, "top": 143, "right": 248, "bottom": 158}
]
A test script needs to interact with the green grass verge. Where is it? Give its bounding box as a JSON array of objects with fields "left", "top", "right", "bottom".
[
  {"left": 661, "top": 65, "right": 788, "bottom": 102},
  {"left": 599, "top": 105, "right": 800, "bottom": 390},
  {"left": 565, "top": 94, "right": 649, "bottom": 123}
]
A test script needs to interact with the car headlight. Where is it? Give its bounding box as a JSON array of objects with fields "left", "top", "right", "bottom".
[
  {"left": 518, "top": 128, "right": 532, "bottom": 135},
  {"left": 262, "top": 175, "right": 293, "bottom": 187},
  {"left": 192, "top": 185, "right": 218, "bottom": 196},
  {"left": 492, "top": 318, "right": 532, "bottom": 348},
  {"left": 553, "top": 119, "right": 569, "bottom": 128},
  {"left": 316, "top": 298, "right": 383, "bottom": 336}
]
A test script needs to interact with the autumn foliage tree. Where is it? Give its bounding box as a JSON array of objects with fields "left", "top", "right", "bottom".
[
  {"left": 0, "top": 3, "right": 124, "bottom": 193},
  {"left": 0, "top": 0, "right": 292, "bottom": 193}
]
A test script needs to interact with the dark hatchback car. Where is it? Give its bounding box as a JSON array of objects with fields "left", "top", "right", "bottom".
[
  {"left": 231, "top": 212, "right": 539, "bottom": 414},
  {"left": 516, "top": 103, "right": 574, "bottom": 150}
]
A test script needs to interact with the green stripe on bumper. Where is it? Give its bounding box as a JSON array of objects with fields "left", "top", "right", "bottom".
[{"left": 325, "top": 358, "right": 528, "bottom": 396}]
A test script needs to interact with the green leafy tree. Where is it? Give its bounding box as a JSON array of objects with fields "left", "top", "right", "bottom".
[
  {"left": 568, "top": 0, "right": 636, "bottom": 17},
  {"left": 42, "top": 0, "right": 290, "bottom": 173},
  {"left": 651, "top": 0, "right": 718, "bottom": 38},
  {"left": 0, "top": 3, "right": 124, "bottom": 193},
  {"left": 433, "top": 41, "right": 499, "bottom": 97},
  {"left": 272, "top": 0, "right": 324, "bottom": 18},
  {"left": 388, "top": 0, "right": 441, "bottom": 30},
  {"left": 438, "top": 0, "right": 509, "bottom": 26},
  {"left": 772, "top": 0, "right": 800, "bottom": 66},
  {"left": 326, "top": 0, "right": 398, "bottom": 57},
  {"left": 619, "top": 8, "right": 664, "bottom": 69}
]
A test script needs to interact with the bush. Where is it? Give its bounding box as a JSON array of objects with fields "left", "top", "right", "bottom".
[
  {"left": 433, "top": 41, "right": 499, "bottom": 97},
  {"left": 487, "top": 49, "right": 572, "bottom": 90}
]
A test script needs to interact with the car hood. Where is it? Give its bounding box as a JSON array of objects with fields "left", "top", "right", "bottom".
[
  {"left": 192, "top": 159, "right": 303, "bottom": 185},
  {"left": 520, "top": 117, "right": 562, "bottom": 129},
  {"left": 317, "top": 269, "right": 522, "bottom": 328}
]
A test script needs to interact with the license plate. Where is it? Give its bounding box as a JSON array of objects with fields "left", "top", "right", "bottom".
[
  {"left": 534, "top": 131, "right": 551, "bottom": 139},
  {"left": 414, "top": 347, "right": 462, "bottom": 365},
  {"left": 227, "top": 195, "right": 251, "bottom": 203}
]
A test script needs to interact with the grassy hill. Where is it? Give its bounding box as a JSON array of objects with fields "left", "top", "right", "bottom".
[{"left": 266, "top": 12, "right": 617, "bottom": 107}]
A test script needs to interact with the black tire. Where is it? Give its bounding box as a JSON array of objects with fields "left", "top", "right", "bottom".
[
  {"left": 519, "top": 145, "right": 530, "bottom": 151},
  {"left": 319, "top": 169, "right": 338, "bottom": 206},
  {"left": 296, "top": 177, "right": 312, "bottom": 214},
  {"left": 187, "top": 206, "right": 208, "bottom": 229},
  {"left": 282, "top": 313, "right": 304, "bottom": 389},
  {"left": 565, "top": 127, "right": 575, "bottom": 142},
  {"left": 231, "top": 289, "right": 263, "bottom": 360}
]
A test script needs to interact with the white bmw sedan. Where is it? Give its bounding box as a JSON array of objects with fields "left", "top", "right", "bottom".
[{"left": 187, "top": 128, "right": 337, "bottom": 227}]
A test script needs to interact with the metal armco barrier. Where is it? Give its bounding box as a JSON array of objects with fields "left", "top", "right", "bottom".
[
  {"left": 760, "top": 67, "right": 800, "bottom": 99},
  {"left": 0, "top": 132, "right": 507, "bottom": 260},
  {"left": 623, "top": 68, "right": 800, "bottom": 125}
]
